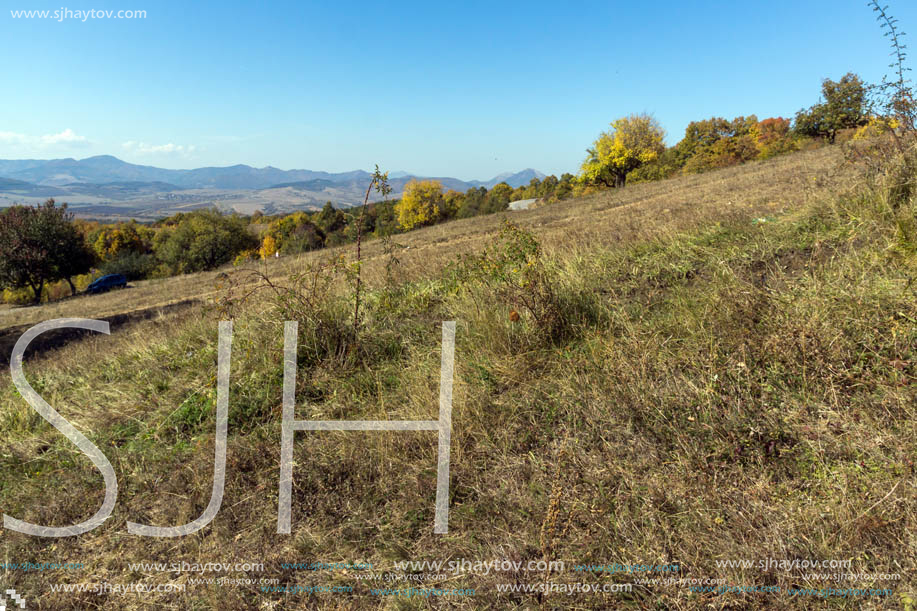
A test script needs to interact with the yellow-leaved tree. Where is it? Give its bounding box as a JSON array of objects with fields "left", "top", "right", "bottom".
[
  {"left": 581, "top": 114, "right": 666, "bottom": 188},
  {"left": 396, "top": 179, "right": 444, "bottom": 230},
  {"left": 90, "top": 221, "right": 154, "bottom": 261},
  {"left": 259, "top": 234, "right": 278, "bottom": 259}
]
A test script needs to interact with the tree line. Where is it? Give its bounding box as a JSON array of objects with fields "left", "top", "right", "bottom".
[
  {"left": 579, "top": 72, "right": 876, "bottom": 190},
  {"left": 0, "top": 207, "right": 257, "bottom": 304}
]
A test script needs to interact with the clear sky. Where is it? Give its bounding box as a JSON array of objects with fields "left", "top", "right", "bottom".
[{"left": 2, "top": 0, "right": 915, "bottom": 180}]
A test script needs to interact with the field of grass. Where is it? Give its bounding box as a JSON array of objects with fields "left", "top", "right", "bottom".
[{"left": 0, "top": 142, "right": 914, "bottom": 610}]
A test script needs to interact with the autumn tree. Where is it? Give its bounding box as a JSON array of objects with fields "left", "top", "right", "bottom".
[
  {"left": 57, "top": 232, "right": 96, "bottom": 295},
  {"left": 539, "top": 175, "right": 559, "bottom": 198},
  {"left": 753, "top": 117, "right": 795, "bottom": 158},
  {"left": 671, "top": 116, "right": 759, "bottom": 173},
  {"left": 259, "top": 235, "right": 279, "bottom": 259},
  {"left": 153, "top": 210, "right": 258, "bottom": 274},
  {"left": 86, "top": 220, "right": 157, "bottom": 279},
  {"left": 793, "top": 73, "right": 867, "bottom": 143},
  {"left": 628, "top": 148, "right": 680, "bottom": 183},
  {"left": 673, "top": 117, "right": 736, "bottom": 166},
  {"left": 483, "top": 182, "right": 513, "bottom": 212},
  {"left": 89, "top": 221, "right": 154, "bottom": 261},
  {"left": 553, "top": 173, "right": 576, "bottom": 201},
  {"left": 395, "top": 179, "right": 444, "bottom": 230},
  {"left": 0, "top": 199, "right": 94, "bottom": 303},
  {"left": 581, "top": 114, "right": 666, "bottom": 188},
  {"left": 371, "top": 200, "right": 400, "bottom": 236},
  {"left": 458, "top": 186, "right": 487, "bottom": 218},
  {"left": 344, "top": 203, "right": 377, "bottom": 243},
  {"left": 315, "top": 202, "right": 346, "bottom": 234},
  {"left": 265, "top": 211, "right": 325, "bottom": 254},
  {"left": 443, "top": 189, "right": 465, "bottom": 219}
]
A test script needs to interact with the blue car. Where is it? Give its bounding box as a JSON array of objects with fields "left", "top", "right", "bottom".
[{"left": 86, "top": 274, "right": 128, "bottom": 295}]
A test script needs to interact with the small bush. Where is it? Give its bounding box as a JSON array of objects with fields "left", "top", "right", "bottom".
[
  {"left": 233, "top": 249, "right": 259, "bottom": 266},
  {"left": 2, "top": 286, "right": 34, "bottom": 305},
  {"left": 217, "top": 256, "right": 354, "bottom": 368},
  {"left": 450, "top": 220, "right": 570, "bottom": 344},
  {"left": 100, "top": 251, "right": 157, "bottom": 280}
]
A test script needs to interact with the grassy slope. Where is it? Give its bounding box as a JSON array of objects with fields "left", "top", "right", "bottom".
[
  {"left": 0, "top": 144, "right": 844, "bottom": 332},
  {"left": 0, "top": 144, "right": 914, "bottom": 610}
]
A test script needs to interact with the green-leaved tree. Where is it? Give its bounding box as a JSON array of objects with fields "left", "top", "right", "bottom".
[
  {"left": 0, "top": 199, "right": 95, "bottom": 303},
  {"left": 153, "top": 209, "right": 257, "bottom": 274},
  {"left": 793, "top": 72, "right": 867, "bottom": 143}
]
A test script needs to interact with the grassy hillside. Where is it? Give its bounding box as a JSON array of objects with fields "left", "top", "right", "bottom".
[
  {"left": 0, "top": 145, "right": 845, "bottom": 332},
  {"left": 0, "top": 143, "right": 914, "bottom": 610}
]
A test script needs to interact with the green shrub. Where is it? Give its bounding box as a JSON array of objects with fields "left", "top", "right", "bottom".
[{"left": 100, "top": 251, "right": 157, "bottom": 280}]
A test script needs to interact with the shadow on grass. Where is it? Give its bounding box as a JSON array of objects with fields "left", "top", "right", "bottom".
[{"left": 0, "top": 298, "right": 199, "bottom": 366}]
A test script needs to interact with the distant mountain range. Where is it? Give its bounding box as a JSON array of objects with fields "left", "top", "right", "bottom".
[
  {"left": 0, "top": 156, "right": 547, "bottom": 220},
  {"left": 0, "top": 155, "right": 545, "bottom": 195}
]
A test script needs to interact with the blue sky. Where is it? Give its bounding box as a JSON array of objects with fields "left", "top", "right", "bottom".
[{"left": 2, "top": 0, "right": 915, "bottom": 180}]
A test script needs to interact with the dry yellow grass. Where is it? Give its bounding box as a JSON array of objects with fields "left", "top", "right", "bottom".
[
  {"left": 1, "top": 145, "right": 844, "bottom": 334},
  {"left": 1, "top": 143, "right": 913, "bottom": 610}
]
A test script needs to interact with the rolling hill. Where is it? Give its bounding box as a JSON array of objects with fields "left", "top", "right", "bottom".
[
  {"left": 0, "top": 143, "right": 913, "bottom": 609},
  {"left": 0, "top": 157, "right": 551, "bottom": 218},
  {"left": 0, "top": 156, "right": 546, "bottom": 197}
]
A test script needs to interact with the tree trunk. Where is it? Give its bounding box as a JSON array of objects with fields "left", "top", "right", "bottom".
[
  {"left": 615, "top": 172, "right": 626, "bottom": 189},
  {"left": 31, "top": 280, "right": 44, "bottom": 304},
  {"left": 66, "top": 276, "right": 77, "bottom": 296}
]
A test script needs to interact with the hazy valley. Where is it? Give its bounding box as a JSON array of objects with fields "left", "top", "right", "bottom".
[{"left": 0, "top": 155, "right": 547, "bottom": 221}]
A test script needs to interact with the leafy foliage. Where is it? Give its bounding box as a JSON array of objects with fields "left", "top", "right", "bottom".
[
  {"left": 793, "top": 73, "right": 868, "bottom": 143},
  {"left": 452, "top": 220, "right": 569, "bottom": 343},
  {"left": 0, "top": 199, "right": 95, "bottom": 302},
  {"left": 88, "top": 221, "right": 154, "bottom": 261},
  {"left": 396, "top": 179, "right": 445, "bottom": 230},
  {"left": 258, "top": 234, "right": 279, "bottom": 260},
  {"left": 581, "top": 114, "right": 666, "bottom": 188},
  {"left": 314, "top": 201, "right": 346, "bottom": 237},
  {"left": 754, "top": 117, "right": 796, "bottom": 159},
  {"left": 261, "top": 212, "right": 324, "bottom": 256},
  {"left": 153, "top": 209, "right": 258, "bottom": 274}
]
